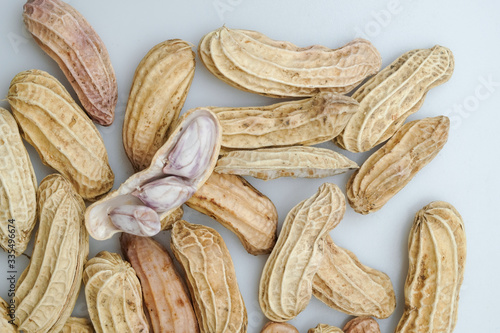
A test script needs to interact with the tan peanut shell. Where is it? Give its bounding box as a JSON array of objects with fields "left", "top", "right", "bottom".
[
  {"left": 23, "top": 0, "right": 117, "bottom": 125},
  {"left": 186, "top": 172, "right": 278, "bottom": 255},
  {"left": 347, "top": 116, "right": 450, "bottom": 214},
  {"left": 336, "top": 45, "right": 454, "bottom": 152},
  {"left": 261, "top": 322, "right": 299, "bottom": 333},
  {"left": 259, "top": 183, "right": 346, "bottom": 322},
  {"left": 15, "top": 174, "right": 89, "bottom": 333},
  {"left": 61, "top": 317, "right": 95, "bottom": 333},
  {"left": 83, "top": 251, "right": 149, "bottom": 333},
  {"left": 160, "top": 206, "right": 184, "bottom": 230},
  {"left": 0, "top": 108, "right": 37, "bottom": 255},
  {"left": 123, "top": 39, "right": 196, "bottom": 171},
  {"left": 308, "top": 324, "right": 343, "bottom": 333},
  {"left": 120, "top": 234, "right": 199, "bottom": 333},
  {"left": 343, "top": 316, "right": 380, "bottom": 333},
  {"left": 313, "top": 236, "right": 395, "bottom": 319},
  {"left": 0, "top": 297, "right": 16, "bottom": 332},
  {"left": 8, "top": 69, "right": 114, "bottom": 200},
  {"left": 207, "top": 92, "right": 358, "bottom": 148},
  {"left": 215, "top": 146, "right": 358, "bottom": 180},
  {"left": 199, "top": 27, "right": 381, "bottom": 97},
  {"left": 171, "top": 220, "right": 247, "bottom": 333},
  {"left": 396, "top": 201, "right": 466, "bottom": 333}
]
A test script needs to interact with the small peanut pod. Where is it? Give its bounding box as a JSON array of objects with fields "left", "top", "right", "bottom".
[
  {"left": 186, "top": 173, "right": 278, "bottom": 255},
  {"left": 15, "top": 174, "right": 89, "bottom": 333},
  {"left": 336, "top": 45, "right": 454, "bottom": 152},
  {"left": 23, "top": 0, "right": 117, "bottom": 125},
  {"left": 215, "top": 146, "right": 358, "bottom": 180},
  {"left": 61, "top": 317, "right": 95, "bottom": 333},
  {"left": 171, "top": 220, "right": 247, "bottom": 333},
  {"left": 199, "top": 27, "right": 381, "bottom": 97},
  {"left": 0, "top": 297, "right": 16, "bottom": 332},
  {"left": 124, "top": 39, "right": 196, "bottom": 171},
  {"left": 8, "top": 69, "right": 114, "bottom": 200},
  {"left": 396, "top": 201, "right": 466, "bottom": 333},
  {"left": 120, "top": 234, "right": 199, "bottom": 333},
  {"left": 313, "top": 236, "right": 396, "bottom": 319},
  {"left": 261, "top": 322, "right": 299, "bottom": 333},
  {"left": 308, "top": 324, "right": 343, "bottom": 333},
  {"left": 259, "top": 183, "right": 346, "bottom": 322},
  {"left": 208, "top": 92, "right": 358, "bottom": 149},
  {"left": 347, "top": 116, "right": 450, "bottom": 214},
  {"left": 83, "top": 251, "right": 150, "bottom": 333},
  {"left": 343, "top": 316, "right": 380, "bottom": 333},
  {"left": 0, "top": 108, "right": 37, "bottom": 256}
]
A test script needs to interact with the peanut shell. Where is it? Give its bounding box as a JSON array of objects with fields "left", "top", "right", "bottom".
[
  {"left": 343, "top": 316, "right": 380, "bottom": 333},
  {"left": 61, "top": 317, "right": 95, "bottom": 333},
  {"left": 261, "top": 322, "right": 299, "bottom": 333},
  {"left": 0, "top": 297, "right": 16, "bottom": 332},
  {"left": 308, "top": 324, "right": 343, "bottom": 333}
]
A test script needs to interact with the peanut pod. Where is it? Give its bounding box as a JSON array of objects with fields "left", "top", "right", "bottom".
[
  {"left": 308, "top": 324, "right": 343, "bottom": 333},
  {"left": 261, "top": 322, "right": 299, "bottom": 333},
  {"left": 343, "top": 316, "right": 381, "bottom": 333},
  {"left": 0, "top": 297, "right": 16, "bottom": 332},
  {"left": 61, "top": 317, "right": 95, "bottom": 333}
]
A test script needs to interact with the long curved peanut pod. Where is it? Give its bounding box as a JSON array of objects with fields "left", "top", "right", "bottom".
[
  {"left": 186, "top": 173, "right": 278, "bottom": 255},
  {"left": 15, "top": 174, "right": 88, "bottom": 333},
  {"left": 199, "top": 27, "right": 381, "bottom": 97},
  {"left": 23, "top": 0, "right": 117, "bottom": 125},
  {"left": 396, "top": 201, "right": 466, "bottom": 332},
  {"left": 123, "top": 39, "right": 196, "bottom": 171},
  {"left": 171, "top": 220, "right": 247, "bottom": 333},
  {"left": 0, "top": 108, "right": 37, "bottom": 255},
  {"left": 8, "top": 69, "right": 114, "bottom": 200},
  {"left": 0, "top": 297, "right": 16, "bottom": 332},
  {"left": 259, "top": 183, "right": 345, "bottom": 322},
  {"left": 313, "top": 237, "right": 395, "bottom": 319},
  {"left": 336, "top": 45, "right": 454, "bottom": 152},
  {"left": 61, "top": 317, "right": 95, "bottom": 333},
  {"left": 347, "top": 116, "right": 450, "bottom": 214},
  {"left": 120, "top": 234, "right": 199, "bottom": 333}
]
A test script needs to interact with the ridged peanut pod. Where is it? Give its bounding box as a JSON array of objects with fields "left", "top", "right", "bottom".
[
  {"left": 61, "top": 317, "right": 95, "bottom": 333},
  {"left": 171, "top": 220, "right": 247, "bottom": 333},
  {"left": 312, "top": 236, "right": 396, "bottom": 319},
  {"left": 259, "top": 183, "right": 346, "bottom": 322},
  {"left": 186, "top": 173, "right": 278, "bottom": 255},
  {"left": 23, "top": 0, "right": 118, "bottom": 125},
  {"left": 0, "top": 108, "right": 37, "bottom": 255},
  {"left": 308, "top": 324, "right": 343, "bottom": 333},
  {"left": 215, "top": 146, "right": 358, "bottom": 180},
  {"left": 336, "top": 45, "right": 454, "bottom": 152},
  {"left": 83, "top": 251, "right": 150, "bottom": 333},
  {"left": 8, "top": 69, "right": 114, "bottom": 200},
  {"left": 123, "top": 39, "right": 196, "bottom": 171},
  {"left": 120, "top": 234, "right": 199, "bottom": 333},
  {"left": 207, "top": 92, "right": 358, "bottom": 148},
  {"left": 343, "top": 316, "right": 381, "bottom": 333},
  {"left": 261, "top": 322, "right": 298, "bottom": 333},
  {"left": 15, "top": 174, "right": 89, "bottom": 333},
  {"left": 0, "top": 297, "right": 16, "bottom": 332},
  {"left": 199, "top": 26, "right": 381, "bottom": 97},
  {"left": 347, "top": 116, "right": 450, "bottom": 214},
  {"left": 396, "top": 201, "right": 466, "bottom": 333},
  {"left": 160, "top": 206, "right": 184, "bottom": 230}
]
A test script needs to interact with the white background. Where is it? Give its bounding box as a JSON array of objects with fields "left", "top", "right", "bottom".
[{"left": 1, "top": 0, "right": 499, "bottom": 332}]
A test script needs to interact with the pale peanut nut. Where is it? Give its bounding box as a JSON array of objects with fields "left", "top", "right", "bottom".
[
  {"left": 23, "top": 0, "right": 117, "bottom": 125},
  {"left": 171, "top": 220, "right": 247, "bottom": 333},
  {"left": 347, "top": 116, "right": 450, "bottom": 214},
  {"left": 61, "top": 317, "right": 95, "bottom": 333},
  {"left": 0, "top": 108, "right": 37, "bottom": 256},
  {"left": 199, "top": 27, "right": 381, "bottom": 97},
  {"left": 8, "top": 69, "right": 114, "bottom": 201},
  {"left": 261, "top": 322, "right": 299, "bottom": 333},
  {"left": 120, "top": 234, "right": 199, "bottom": 333},
  {"left": 0, "top": 297, "right": 16, "bottom": 332},
  {"left": 85, "top": 108, "right": 221, "bottom": 240},
  {"left": 186, "top": 173, "right": 277, "bottom": 255},
  {"left": 343, "top": 316, "right": 380, "bottom": 333},
  {"left": 396, "top": 201, "right": 466, "bottom": 333},
  {"left": 313, "top": 236, "right": 396, "bottom": 319},
  {"left": 308, "top": 324, "right": 343, "bottom": 333},
  {"left": 83, "top": 251, "right": 149, "bottom": 333},
  {"left": 123, "top": 39, "right": 195, "bottom": 171},
  {"left": 15, "top": 174, "right": 89, "bottom": 333},
  {"left": 215, "top": 146, "right": 358, "bottom": 180},
  {"left": 206, "top": 92, "right": 358, "bottom": 149},
  {"left": 336, "top": 45, "right": 454, "bottom": 152},
  {"left": 259, "top": 183, "right": 346, "bottom": 322}
]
